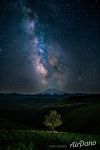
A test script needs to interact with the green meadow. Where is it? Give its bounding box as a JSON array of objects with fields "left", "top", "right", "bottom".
[{"left": 0, "top": 130, "right": 100, "bottom": 150}]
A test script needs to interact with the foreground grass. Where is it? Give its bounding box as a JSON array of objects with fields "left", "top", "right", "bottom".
[{"left": 0, "top": 130, "right": 100, "bottom": 150}]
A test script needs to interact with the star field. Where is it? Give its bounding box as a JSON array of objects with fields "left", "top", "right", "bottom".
[{"left": 0, "top": 0, "right": 100, "bottom": 94}]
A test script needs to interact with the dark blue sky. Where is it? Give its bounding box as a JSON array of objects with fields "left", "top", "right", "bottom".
[{"left": 0, "top": 0, "right": 100, "bottom": 94}]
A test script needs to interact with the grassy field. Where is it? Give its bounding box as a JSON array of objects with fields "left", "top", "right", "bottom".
[
  {"left": 0, "top": 103, "right": 100, "bottom": 134},
  {"left": 0, "top": 94, "right": 100, "bottom": 149},
  {"left": 0, "top": 130, "right": 100, "bottom": 150},
  {"left": 31, "top": 103, "right": 100, "bottom": 134}
]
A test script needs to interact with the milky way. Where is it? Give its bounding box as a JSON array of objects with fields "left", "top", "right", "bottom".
[
  {"left": 0, "top": 0, "right": 100, "bottom": 94},
  {"left": 20, "top": 3, "right": 67, "bottom": 90}
]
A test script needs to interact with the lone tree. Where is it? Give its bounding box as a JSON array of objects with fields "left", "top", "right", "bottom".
[{"left": 43, "top": 110, "right": 62, "bottom": 131}]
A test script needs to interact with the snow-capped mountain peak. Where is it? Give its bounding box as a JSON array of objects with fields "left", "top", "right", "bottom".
[{"left": 41, "top": 89, "right": 66, "bottom": 95}]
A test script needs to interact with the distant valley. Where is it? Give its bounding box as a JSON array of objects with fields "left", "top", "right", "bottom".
[{"left": 0, "top": 92, "right": 100, "bottom": 134}]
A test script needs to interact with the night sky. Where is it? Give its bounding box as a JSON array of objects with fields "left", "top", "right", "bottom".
[{"left": 0, "top": 0, "right": 100, "bottom": 94}]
